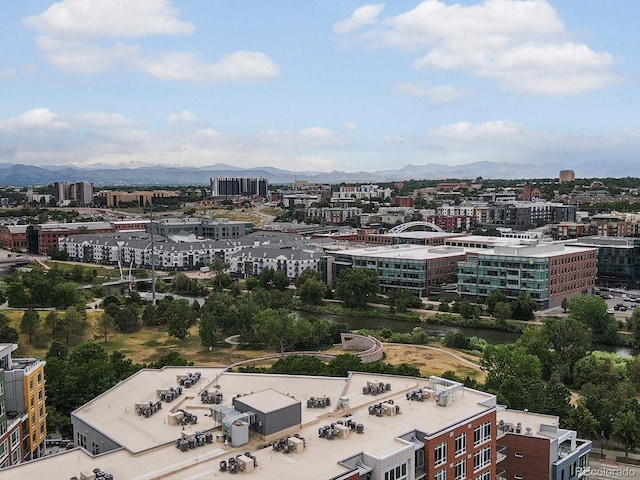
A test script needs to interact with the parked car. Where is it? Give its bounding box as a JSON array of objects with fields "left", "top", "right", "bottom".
[{"left": 607, "top": 308, "right": 615, "bottom": 314}]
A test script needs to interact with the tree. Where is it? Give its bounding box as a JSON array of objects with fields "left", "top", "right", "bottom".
[
  {"left": 336, "top": 268, "right": 380, "bottom": 309},
  {"left": 481, "top": 344, "right": 544, "bottom": 410},
  {"left": 58, "top": 306, "right": 88, "bottom": 345},
  {"left": 518, "top": 316, "right": 591, "bottom": 383},
  {"left": 94, "top": 313, "right": 115, "bottom": 344},
  {"left": 511, "top": 292, "right": 537, "bottom": 320},
  {"left": 166, "top": 299, "right": 194, "bottom": 340},
  {"left": 53, "top": 282, "right": 84, "bottom": 309},
  {"left": 253, "top": 308, "right": 301, "bottom": 355},
  {"left": 298, "top": 278, "right": 326, "bottom": 305},
  {"left": 0, "top": 325, "right": 19, "bottom": 343},
  {"left": 271, "top": 355, "right": 326, "bottom": 375},
  {"left": 485, "top": 290, "right": 508, "bottom": 315},
  {"left": 20, "top": 307, "right": 40, "bottom": 342},
  {"left": 457, "top": 299, "right": 480, "bottom": 320},
  {"left": 45, "top": 310, "right": 60, "bottom": 336},
  {"left": 295, "top": 268, "right": 323, "bottom": 289},
  {"left": 564, "top": 399, "right": 599, "bottom": 439},
  {"left": 567, "top": 294, "right": 610, "bottom": 334},
  {"left": 325, "top": 354, "right": 363, "bottom": 377},
  {"left": 493, "top": 302, "right": 512, "bottom": 325},
  {"left": 612, "top": 410, "right": 640, "bottom": 460}
]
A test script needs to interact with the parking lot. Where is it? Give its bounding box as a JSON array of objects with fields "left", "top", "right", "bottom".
[{"left": 598, "top": 289, "right": 639, "bottom": 320}]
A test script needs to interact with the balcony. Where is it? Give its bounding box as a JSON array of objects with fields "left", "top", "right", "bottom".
[
  {"left": 497, "top": 446, "right": 507, "bottom": 463},
  {"left": 497, "top": 469, "right": 507, "bottom": 480}
]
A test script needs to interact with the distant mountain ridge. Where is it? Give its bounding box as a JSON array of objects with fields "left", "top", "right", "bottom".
[{"left": 0, "top": 160, "right": 637, "bottom": 186}]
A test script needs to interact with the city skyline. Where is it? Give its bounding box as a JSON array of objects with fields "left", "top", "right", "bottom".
[{"left": 1, "top": 0, "right": 639, "bottom": 174}]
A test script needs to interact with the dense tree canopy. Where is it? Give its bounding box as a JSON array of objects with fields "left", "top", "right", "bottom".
[{"left": 336, "top": 268, "right": 380, "bottom": 308}]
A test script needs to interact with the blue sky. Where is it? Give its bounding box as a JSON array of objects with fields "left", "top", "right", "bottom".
[{"left": 1, "top": 0, "right": 639, "bottom": 174}]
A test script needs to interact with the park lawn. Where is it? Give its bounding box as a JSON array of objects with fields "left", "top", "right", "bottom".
[{"left": 9, "top": 308, "right": 486, "bottom": 380}]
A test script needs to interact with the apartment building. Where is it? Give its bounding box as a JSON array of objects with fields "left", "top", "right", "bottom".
[
  {"left": 228, "top": 243, "right": 324, "bottom": 279},
  {"left": 210, "top": 177, "right": 269, "bottom": 197},
  {"left": 458, "top": 243, "right": 597, "bottom": 309},
  {"left": 0, "top": 344, "right": 46, "bottom": 468},
  {"left": 332, "top": 184, "right": 393, "bottom": 202},
  {"left": 53, "top": 181, "right": 94, "bottom": 206},
  {"left": 3, "top": 370, "right": 589, "bottom": 480},
  {"left": 26, "top": 222, "right": 115, "bottom": 255},
  {"left": 58, "top": 232, "right": 244, "bottom": 270},
  {"left": 147, "top": 217, "right": 252, "bottom": 241}
]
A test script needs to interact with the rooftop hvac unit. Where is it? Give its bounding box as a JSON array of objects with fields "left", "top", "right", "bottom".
[
  {"left": 436, "top": 391, "right": 449, "bottom": 407},
  {"left": 288, "top": 436, "right": 305, "bottom": 452},
  {"left": 237, "top": 454, "right": 255, "bottom": 472}
]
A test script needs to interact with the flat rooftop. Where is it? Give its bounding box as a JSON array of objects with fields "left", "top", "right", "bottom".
[
  {"left": 332, "top": 244, "right": 478, "bottom": 261},
  {"left": 498, "top": 409, "right": 559, "bottom": 440},
  {"left": 6, "top": 371, "right": 499, "bottom": 480}
]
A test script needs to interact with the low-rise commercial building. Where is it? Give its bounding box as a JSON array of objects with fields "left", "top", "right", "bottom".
[
  {"left": 568, "top": 236, "right": 640, "bottom": 289},
  {"left": 325, "top": 244, "right": 473, "bottom": 297},
  {"left": 458, "top": 242, "right": 597, "bottom": 309}
]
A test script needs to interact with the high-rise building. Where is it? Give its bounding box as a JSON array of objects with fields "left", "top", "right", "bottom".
[
  {"left": 53, "top": 181, "right": 94, "bottom": 206},
  {"left": 559, "top": 170, "right": 575, "bottom": 183},
  {"left": 0, "top": 343, "right": 47, "bottom": 468},
  {"left": 210, "top": 177, "right": 269, "bottom": 197}
]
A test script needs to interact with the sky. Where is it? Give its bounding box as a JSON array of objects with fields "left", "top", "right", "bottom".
[{"left": 1, "top": 0, "right": 639, "bottom": 174}]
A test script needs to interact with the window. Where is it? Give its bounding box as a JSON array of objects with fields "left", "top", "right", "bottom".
[
  {"left": 455, "top": 459, "right": 467, "bottom": 480},
  {"left": 435, "top": 442, "right": 447, "bottom": 467},
  {"left": 29, "top": 379, "right": 34, "bottom": 391},
  {"left": 37, "top": 373, "right": 42, "bottom": 385},
  {"left": 474, "top": 422, "right": 492, "bottom": 447},
  {"left": 455, "top": 433, "right": 466, "bottom": 456},
  {"left": 474, "top": 446, "right": 491, "bottom": 472},
  {"left": 38, "top": 390, "right": 43, "bottom": 402},
  {"left": 92, "top": 443, "right": 100, "bottom": 455},
  {"left": 0, "top": 401, "right": 4, "bottom": 417},
  {"left": 10, "top": 430, "right": 19, "bottom": 448},
  {"left": 0, "top": 381, "right": 3, "bottom": 395},
  {"left": 77, "top": 433, "right": 87, "bottom": 450},
  {"left": 384, "top": 463, "right": 407, "bottom": 480},
  {"left": 476, "top": 472, "right": 491, "bottom": 480},
  {"left": 0, "top": 440, "right": 6, "bottom": 460},
  {"left": 435, "top": 469, "right": 447, "bottom": 480}
]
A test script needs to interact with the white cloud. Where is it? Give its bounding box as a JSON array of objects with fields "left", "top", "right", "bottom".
[
  {"left": 133, "top": 51, "right": 279, "bottom": 83},
  {"left": 333, "top": 4, "right": 385, "bottom": 34},
  {"left": 0, "top": 68, "right": 15, "bottom": 79},
  {"left": 0, "top": 108, "right": 68, "bottom": 132},
  {"left": 166, "top": 110, "right": 201, "bottom": 126},
  {"left": 23, "top": 0, "right": 195, "bottom": 40},
  {"left": 394, "top": 82, "right": 465, "bottom": 103},
  {"left": 24, "top": 0, "right": 279, "bottom": 84},
  {"left": 340, "top": 0, "right": 619, "bottom": 96},
  {"left": 341, "top": 122, "right": 358, "bottom": 132},
  {"left": 257, "top": 127, "right": 353, "bottom": 149}
]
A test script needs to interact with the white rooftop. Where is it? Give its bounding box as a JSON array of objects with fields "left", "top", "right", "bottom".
[
  {"left": 333, "top": 244, "right": 476, "bottom": 261},
  {"left": 6, "top": 371, "right": 499, "bottom": 480}
]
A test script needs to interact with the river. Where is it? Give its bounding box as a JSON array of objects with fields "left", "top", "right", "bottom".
[{"left": 295, "top": 311, "right": 638, "bottom": 358}]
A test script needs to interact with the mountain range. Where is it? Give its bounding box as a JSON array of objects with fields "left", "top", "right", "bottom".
[{"left": 0, "top": 160, "right": 637, "bottom": 186}]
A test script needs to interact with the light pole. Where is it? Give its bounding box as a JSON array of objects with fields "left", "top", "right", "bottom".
[{"left": 601, "top": 430, "right": 605, "bottom": 458}]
